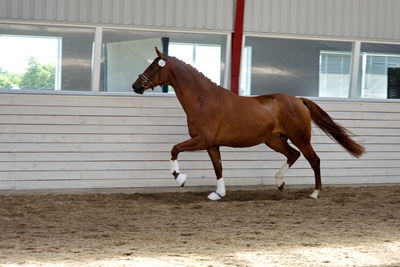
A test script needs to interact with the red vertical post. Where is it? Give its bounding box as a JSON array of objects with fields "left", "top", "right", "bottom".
[{"left": 231, "top": 0, "right": 245, "bottom": 95}]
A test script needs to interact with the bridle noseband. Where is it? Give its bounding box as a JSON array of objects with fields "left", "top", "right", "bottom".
[
  {"left": 138, "top": 57, "right": 168, "bottom": 90},
  {"left": 138, "top": 73, "right": 154, "bottom": 90}
]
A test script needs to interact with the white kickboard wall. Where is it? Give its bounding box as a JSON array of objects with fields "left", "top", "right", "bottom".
[{"left": 0, "top": 92, "right": 399, "bottom": 190}]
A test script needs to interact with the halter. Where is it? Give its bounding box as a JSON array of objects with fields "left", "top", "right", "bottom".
[{"left": 138, "top": 57, "right": 168, "bottom": 90}]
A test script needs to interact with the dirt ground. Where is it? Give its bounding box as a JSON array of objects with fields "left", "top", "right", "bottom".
[{"left": 0, "top": 185, "right": 400, "bottom": 267}]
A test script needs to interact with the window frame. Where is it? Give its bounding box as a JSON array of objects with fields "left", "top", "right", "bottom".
[
  {"left": 242, "top": 33, "right": 400, "bottom": 102},
  {"left": 0, "top": 33, "right": 62, "bottom": 90},
  {"left": 92, "top": 25, "right": 231, "bottom": 94},
  {"left": 0, "top": 19, "right": 400, "bottom": 102},
  {"left": 0, "top": 20, "right": 231, "bottom": 95}
]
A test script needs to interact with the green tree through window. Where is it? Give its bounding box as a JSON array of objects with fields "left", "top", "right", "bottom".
[
  {"left": 0, "top": 68, "right": 22, "bottom": 89},
  {"left": 0, "top": 57, "right": 55, "bottom": 90},
  {"left": 20, "top": 57, "right": 55, "bottom": 90}
]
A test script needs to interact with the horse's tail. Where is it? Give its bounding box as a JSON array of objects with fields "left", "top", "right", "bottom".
[{"left": 300, "top": 97, "right": 365, "bottom": 158}]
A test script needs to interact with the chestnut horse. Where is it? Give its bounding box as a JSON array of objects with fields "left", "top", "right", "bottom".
[{"left": 132, "top": 48, "right": 365, "bottom": 200}]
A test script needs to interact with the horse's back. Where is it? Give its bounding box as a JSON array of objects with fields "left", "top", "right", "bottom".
[
  {"left": 255, "top": 93, "right": 300, "bottom": 105},
  {"left": 256, "top": 93, "right": 309, "bottom": 114}
]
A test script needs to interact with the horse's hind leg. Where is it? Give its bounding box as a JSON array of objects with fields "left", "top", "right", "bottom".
[
  {"left": 266, "top": 134, "right": 301, "bottom": 191},
  {"left": 207, "top": 146, "right": 226, "bottom": 200},
  {"left": 292, "top": 141, "right": 321, "bottom": 199}
]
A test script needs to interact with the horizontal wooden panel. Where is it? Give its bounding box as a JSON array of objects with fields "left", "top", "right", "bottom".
[
  {"left": 0, "top": 105, "right": 185, "bottom": 117},
  {"left": 0, "top": 94, "right": 180, "bottom": 108},
  {"left": 2, "top": 176, "right": 399, "bottom": 191},
  {"left": 0, "top": 142, "right": 396, "bottom": 153},
  {"left": 0, "top": 159, "right": 398, "bottom": 172},
  {"left": 0, "top": 167, "right": 398, "bottom": 181},
  {"left": 0, "top": 133, "right": 187, "bottom": 143},
  {"left": 0, "top": 125, "right": 189, "bottom": 134},
  {"left": 2, "top": 93, "right": 400, "bottom": 112},
  {"left": 1, "top": 133, "right": 399, "bottom": 144},
  {"left": 3, "top": 175, "right": 399, "bottom": 191},
  {"left": 1, "top": 106, "right": 400, "bottom": 122},
  {"left": 1, "top": 124, "right": 398, "bottom": 136},
  {"left": 1, "top": 115, "right": 400, "bottom": 129},
  {"left": 0, "top": 177, "right": 263, "bottom": 190},
  {"left": 0, "top": 115, "right": 187, "bottom": 126},
  {"left": 328, "top": 111, "right": 400, "bottom": 121},
  {"left": 277, "top": 176, "right": 400, "bottom": 185},
  {"left": 0, "top": 150, "right": 398, "bottom": 162},
  {"left": 317, "top": 101, "right": 400, "bottom": 113},
  {"left": 0, "top": 93, "right": 399, "bottom": 190}
]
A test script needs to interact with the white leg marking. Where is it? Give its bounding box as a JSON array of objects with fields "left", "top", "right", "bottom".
[
  {"left": 207, "top": 178, "right": 226, "bottom": 201},
  {"left": 310, "top": 189, "right": 320, "bottom": 199},
  {"left": 175, "top": 173, "right": 187, "bottom": 186},
  {"left": 217, "top": 178, "right": 226, "bottom": 197},
  {"left": 275, "top": 163, "right": 289, "bottom": 188},
  {"left": 207, "top": 192, "right": 222, "bottom": 201},
  {"left": 170, "top": 160, "right": 186, "bottom": 186},
  {"left": 170, "top": 160, "right": 180, "bottom": 174}
]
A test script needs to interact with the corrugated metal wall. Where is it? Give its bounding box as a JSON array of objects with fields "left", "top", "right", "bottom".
[
  {"left": 2, "top": 0, "right": 400, "bottom": 40},
  {"left": 244, "top": 0, "right": 400, "bottom": 41},
  {"left": 0, "top": 0, "right": 233, "bottom": 31}
]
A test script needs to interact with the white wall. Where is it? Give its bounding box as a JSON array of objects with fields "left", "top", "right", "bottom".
[{"left": 0, "top": 92, "right": 399, "bottom": 190}]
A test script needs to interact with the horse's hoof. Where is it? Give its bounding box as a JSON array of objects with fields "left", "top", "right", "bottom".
[
  {"left": 175, "top": 173, "right": 187, "bottom": 187},
  {"left": 207, "top": 192, "right": 222, "bottom": 201},
  {"left": 309, "top": 190, "right": 320, "bottom": 199},
  {"left": 278, "top": 182, "right": 285, "bottom": 191}
]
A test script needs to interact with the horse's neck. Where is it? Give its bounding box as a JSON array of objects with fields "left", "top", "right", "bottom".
[{"left": 169, "top": 62, "right": 220, "bottom": 116}]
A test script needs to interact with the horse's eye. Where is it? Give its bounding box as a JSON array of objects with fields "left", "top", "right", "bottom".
[{"left": 149, "top": 64, "right": 155, "bottom": 70}]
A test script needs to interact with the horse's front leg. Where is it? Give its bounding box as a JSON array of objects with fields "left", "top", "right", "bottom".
[
  {"left": 207, "top": 146, "right": 226, "bottom": 201},
  {"left": 170, "top": 136, "right": 207, "bottom": 187}
]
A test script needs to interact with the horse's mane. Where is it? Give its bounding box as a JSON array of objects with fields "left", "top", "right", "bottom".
[{"left": 171, "top": 57, "right": 222, "bottom": 89}]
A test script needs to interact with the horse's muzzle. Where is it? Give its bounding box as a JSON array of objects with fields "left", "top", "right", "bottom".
[{"left": 132, "top": 83, "right": 145, "bottom": 94}]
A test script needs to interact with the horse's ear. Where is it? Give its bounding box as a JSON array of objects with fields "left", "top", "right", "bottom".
[{"left": 155, "top": 47, "right": 164, "bottom": 58}]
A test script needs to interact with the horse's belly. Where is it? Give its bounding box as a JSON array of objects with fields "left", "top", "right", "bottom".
[
  {"left": 216, "top": 123, "right": 275, "bottom": 147},
  {"left": 214, "top": 100, "right": 281, "bottom": 147}
]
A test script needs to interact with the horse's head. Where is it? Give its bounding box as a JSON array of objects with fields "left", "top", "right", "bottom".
[{"left": 132, "top": 47, "right": 169, "bottom": 94}]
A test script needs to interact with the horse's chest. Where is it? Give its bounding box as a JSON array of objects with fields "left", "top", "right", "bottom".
[{"left": 186, "top": 119, "right": 215, "bottom": 138}]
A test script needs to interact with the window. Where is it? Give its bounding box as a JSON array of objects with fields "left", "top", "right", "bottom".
[
  {"left": 0, "top": 35, "right": 60, "bottom": 90},
  {"left": 0, "top": 23, "right": 95, "bottom": 91},
  {"left": 1, "top": 22, "right": 399, "bottom": 100},
  {"left": 319, "top": 51, "right": 351, "bottom": 97},
  {"left": 242, "top": 36, "right": 353, "bottom": 97},
  {"left": 358, "top": 43, "right": 400, "bottom": 99},
  {"left": 169, "top": 43, "right": 221, "bottom": 85},
  {"left": 101, "top": 29, "right": 227, "bottom": 93}
]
